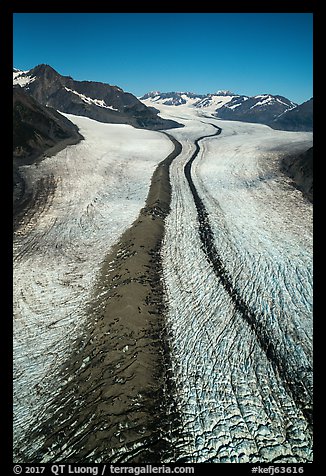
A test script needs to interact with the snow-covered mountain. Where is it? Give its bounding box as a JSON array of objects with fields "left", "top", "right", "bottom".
[
  {"left": 140, "top": 90, "right": 238, "bottom": 112},
  {"left": 140, "top": 90, "right": 312, "bottom": 131},
  {"left": 194, "top": 91, "right": 238, "bottom": 111},
  {"left": 13, "top": 65, "right": 181, "bottom": 130},
  {"left": 271, "top": 98, "right": 313, "bottom": 132},
  {"left": 141, "top": 91, "right": 206, "bottom": 106},
  {"left": 217, "top": 94, "right": 297, "bottom": 124}
]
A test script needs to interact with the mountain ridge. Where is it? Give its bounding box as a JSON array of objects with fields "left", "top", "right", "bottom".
[
  {"left": 13, "top": 65, "right": 182, "bottom": 131},
  {"left": 13, "top": 86, "right": 84, "bottom": 227},
  {"left": 140, "top": 90, "right": 312, "bottom": 131},
  {"left": 13, "top": 85, "right": 82, "bottom": 164},
  {"left": 271, "top": 98, "right": 313, "bottom": 132}
]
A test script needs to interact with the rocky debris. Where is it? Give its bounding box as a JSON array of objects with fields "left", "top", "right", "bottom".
[
  {"left": 16, "top": 131, "right": 183, "bottom": 463},
  {"left": 281, "top": 147, "right": 313, "bottom": 202}
]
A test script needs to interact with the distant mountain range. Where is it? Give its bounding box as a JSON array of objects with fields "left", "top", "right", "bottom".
[
  {"left": 140, "top": 91, "right": 313, "bottom": 131},
  {"left": 13, "top": 65, "right": 313, "bottom": 133},
  {"left": 13, "top": 65, "right": 181, "bottom": 130},
  {"left": 141, "top": 90, "right": 237, "bottom": 111},
  {"left": 12, "top": 65, "right": 313, "bottom": 217}
]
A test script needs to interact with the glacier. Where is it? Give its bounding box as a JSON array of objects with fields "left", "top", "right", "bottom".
[
  {"left": 13, "top": 101, "right": 313, "bottom": 463},
  {"left": 158, "top": 105, "right": 313, "bottom": 462}
]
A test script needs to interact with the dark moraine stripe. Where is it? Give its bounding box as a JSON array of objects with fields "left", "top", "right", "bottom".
[
  {"left": 183, "top": 123, "right": 312, "bottom": 427},
  {"left": 20, "top": 134, "right": 183, "bottom": 463}
]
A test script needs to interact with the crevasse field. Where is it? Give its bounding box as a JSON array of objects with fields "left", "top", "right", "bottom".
[
  {"left": 13, "top": 104, "right": 313, "bottom": 463},
  {"left": 156, "top": 105, "right": 313, "bottom": 462}
]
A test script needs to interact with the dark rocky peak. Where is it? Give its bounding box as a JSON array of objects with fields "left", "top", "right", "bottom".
[
  {"left": 13, "top": 87, "right": 82, "bottom": 164},
  {"left": 141, "top": 91, "right": 161, "bottom": 99},
  {"left": 216, "top": 93, "right": 299, "bottom": 125},
  {"left": 13, "top": 64, "right": 182, "bottom": 130},
  {"left": 271, "top": 98, "right": 313, "bottom": 131},
  {"left": 29, "top": 64, "right": 61, "bottom": 81}
]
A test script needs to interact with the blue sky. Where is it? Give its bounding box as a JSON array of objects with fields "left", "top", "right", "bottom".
[{"left": 13, "top": 13, "right": 313, "bottom": 104}]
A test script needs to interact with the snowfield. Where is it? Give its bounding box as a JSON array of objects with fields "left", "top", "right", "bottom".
[
  {"left": 64, "top": 87, "right": 119, "bottom": 110},
  {"left": 13, "top": 115, "right": 173, "bottom": 456}
]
